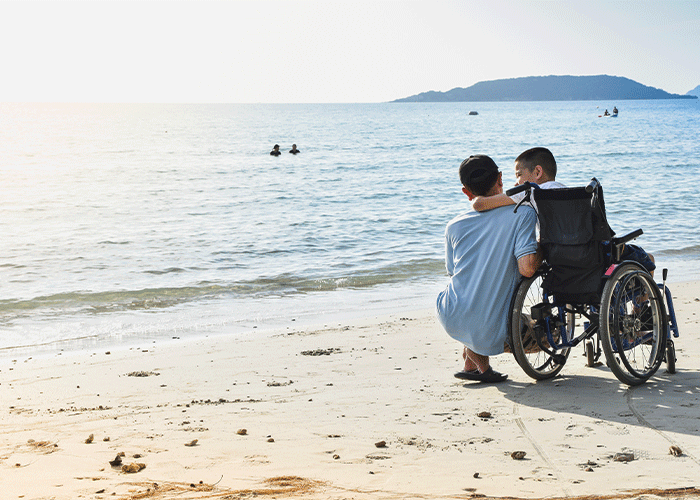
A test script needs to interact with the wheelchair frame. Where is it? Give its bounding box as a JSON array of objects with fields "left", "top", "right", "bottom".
[{"left": 506, "top": 179, "right": 680, "bottom": 386}]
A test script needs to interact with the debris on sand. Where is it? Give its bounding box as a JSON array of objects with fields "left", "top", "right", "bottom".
[
  {"left": 122, "top": 462, "right": 147, "bottom": 473},
  {"left": 26, "top": 439, "right": 59, "bottom": 454},
  {"left": 613, "top": 452, "right": 635, "bottom": 462},
  {"left": 301, "top": 348, "right": 340, "bottom": 356},
  {"left": 127, "top": 371, "right": 160, "bottom": 377},
  {"left": 511, "top": 451, "right": 526, "bottom": 460}
]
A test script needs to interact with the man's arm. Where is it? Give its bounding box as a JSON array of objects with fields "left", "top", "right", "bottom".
[
  {"left": 472, "top": 193, "right": 515, "bottom": 212},
  {"left": 517, "top": 247, "right": 543, "bottom": 277}
]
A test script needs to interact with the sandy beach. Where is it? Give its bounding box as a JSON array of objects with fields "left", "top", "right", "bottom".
[{"left": 2, "top": 280, "right": 700, "bottom": 500}]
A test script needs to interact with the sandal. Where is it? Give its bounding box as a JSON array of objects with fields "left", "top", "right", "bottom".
[
  {"left": 454, "top": 369, "right": 479, "bottom": 380},
  {"left": 455, "top": 367, "right": 508, "bottom": 383},
  {"left": 476, "top": 367, "right": 508, "bottom": 383}
]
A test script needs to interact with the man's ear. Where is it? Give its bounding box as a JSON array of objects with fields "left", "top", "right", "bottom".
[
  {"left": 462, "top": 186, "right": 476, "bottom": 200},
  {"left": 533, "top": 165, "right": 544, "bottom": 181}
]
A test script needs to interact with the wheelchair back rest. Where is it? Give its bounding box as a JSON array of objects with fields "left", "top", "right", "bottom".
[
  {"left": 534, "top": 186, "right": 614, "bottom": 246},
  {"left": 537, "top": 188, "right": 594, "bottom": 245},
  {"left": 532, "top": 184, "right": 615, "bottom": 304}
]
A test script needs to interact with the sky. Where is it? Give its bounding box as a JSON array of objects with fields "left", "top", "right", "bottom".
[{"left": 1, "top": 0, "right": 699, "bottom": 103}]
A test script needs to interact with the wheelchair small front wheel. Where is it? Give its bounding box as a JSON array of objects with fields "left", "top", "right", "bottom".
[
  {"left": 599, "top": 262, "right": 666, "bottom": 386},
  {"left": 585, "top": 340, "right": 595, "bottom": 367},
  {"left": 509, "top": 273, "right": 570, "bottom": 380},
  {"left": 666, "top": 340, "right": 676, "bottom": 374}
]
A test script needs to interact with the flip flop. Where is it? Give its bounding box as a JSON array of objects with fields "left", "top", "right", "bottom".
[
  {"left": 476, "top": 367, "right": 508, "bottom": 383},
  {"left": 455, "top": 367, "right": 508, "bottom": 383},
  {"left": 454, "top": 369, "right": 479, "bottom": 380}
]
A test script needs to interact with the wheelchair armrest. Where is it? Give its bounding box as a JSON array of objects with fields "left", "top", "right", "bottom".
[
  {"left": 610, "top": 229, "right": 643, "bottom": 261},
  {"left": 611, "top": 228, "right": 643, "bottom": 246}
]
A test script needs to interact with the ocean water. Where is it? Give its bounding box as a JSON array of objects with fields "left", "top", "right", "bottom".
[{"left": 1, "top": 100, "right": 699, "bottom": 357}]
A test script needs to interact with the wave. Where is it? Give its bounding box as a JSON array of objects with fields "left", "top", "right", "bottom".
[
  {"left": 654, "top": 245, "right": 700, "bottom": 258},
  {"left": 0, "top": 258, "right": 446, "bottom": 320},
  {"left": 143, "top": 267, "right": 188, "bottom": 275}
]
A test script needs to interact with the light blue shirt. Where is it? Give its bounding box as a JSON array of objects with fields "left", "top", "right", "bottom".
[{"left": 436, "top": 204, "right": 538, "bottom": 356}]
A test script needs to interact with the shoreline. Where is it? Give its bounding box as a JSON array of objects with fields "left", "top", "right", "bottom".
[
  {"left": 2, "top": 282, "right": 699, "bottom": 500},
  {"left": 3, "top": 266, "right": 697, "bottom": 362}
]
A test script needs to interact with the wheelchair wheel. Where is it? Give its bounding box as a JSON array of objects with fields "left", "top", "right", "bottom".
[
  {"left": 510, "top": 273, "right": 571, "bottom": 380},
  {"left": 600, "top": 262, "right": 666, "bottom": 386}
]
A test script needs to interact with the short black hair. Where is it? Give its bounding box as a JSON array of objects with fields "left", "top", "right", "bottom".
[
  {"left": 515, "top": 147, "right": 557, "bottom": 180},
  {"left": 459, "top": 155, "right": 500, "bottom": 196}
]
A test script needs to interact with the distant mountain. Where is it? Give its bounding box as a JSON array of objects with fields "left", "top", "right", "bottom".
[
  {"left": 687, "top": 84, "right": 700, "bottom": 97},
  {"left": 393, "top": 75, "right": 698, "bottom": 102}
]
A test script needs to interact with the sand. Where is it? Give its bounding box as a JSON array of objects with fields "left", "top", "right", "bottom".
[{"left": 2, "top": 280, "right": 700, "bottom": 500}]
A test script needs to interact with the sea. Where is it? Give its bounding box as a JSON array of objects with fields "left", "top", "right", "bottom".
[{"left": 1, "top": 100, "right": 699, "bottom": 358}]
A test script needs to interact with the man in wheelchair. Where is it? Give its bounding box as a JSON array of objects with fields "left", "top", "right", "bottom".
[
  {"left": 470, "top": 146, "right": 656, "bottom": 275},
  {"left": 436, "top": 155, "right": 542, "bottom": 383},
  {"left": 505, "top": 175, "right": 678, "bottom": 385}
]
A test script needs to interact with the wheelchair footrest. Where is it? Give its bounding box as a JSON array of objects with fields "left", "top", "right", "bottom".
[
  {"left": 531, "top": 303, "right": 552, "bottom": 321},
  {"left": 551, "top": 353, "right": 568, "bottom": 366}
]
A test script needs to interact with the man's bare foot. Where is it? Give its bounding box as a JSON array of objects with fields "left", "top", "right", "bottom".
[
  {"left": 462, "top": 346, "right": 478, "bottom": 372},
  {"left": 465, "top": 348, "right": 489, "bottom": 373}
]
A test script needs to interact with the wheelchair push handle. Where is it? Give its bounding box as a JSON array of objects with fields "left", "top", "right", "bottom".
[
  {"left": 585, "top": 178, "right": 600, "bottom": 193},
  {"left": 505, "top": 182, "right": 538, "bottom": 197}
]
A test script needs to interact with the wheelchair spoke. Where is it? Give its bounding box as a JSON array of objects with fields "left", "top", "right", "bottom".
[{"left": 510, "top": 273, "right": 571, "bottom": 380}]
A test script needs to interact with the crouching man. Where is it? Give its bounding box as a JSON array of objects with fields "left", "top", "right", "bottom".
[{"left": 436, "top": 155, "right": 541, "bottom": 383}]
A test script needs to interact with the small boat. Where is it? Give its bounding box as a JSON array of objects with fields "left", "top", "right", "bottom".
[{"left": 468, "top": 111, "right": 478, "bottom": 115}]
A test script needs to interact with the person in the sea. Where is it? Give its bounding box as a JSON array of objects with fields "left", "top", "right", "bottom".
[
  {"left": 436, "top": 154, "right": 541, "bottom": 383},
  {"left": 270, "top": 144, "right": 281, "bottom": 156},
  {"left": 604, "top": 109, "right": 610, "bottom": 116},
  {"left": 613, "top": 106, "right": 618, "bottom": 114},
  {"left": 289, "top": 144, "right": 300, "bottom": 154},
  {"left": 471, "top": 147, "right": 655, "bottom": 274}
]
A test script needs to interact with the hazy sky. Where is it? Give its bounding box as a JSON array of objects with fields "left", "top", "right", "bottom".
[{"left": 2, "top": 0, "right": 699, "bottom": 103}]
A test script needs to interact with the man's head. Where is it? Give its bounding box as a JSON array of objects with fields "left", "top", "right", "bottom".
[
  {"left": 459, "top": 155, "right": 502, "bottom": 198},
  {"left": 514, "top": 147, "right": 557, "bottom": 185}
]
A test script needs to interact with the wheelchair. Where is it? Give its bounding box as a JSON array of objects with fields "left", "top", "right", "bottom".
[{"left": 506, "top": 179, "right": 680, "bottom": 386}]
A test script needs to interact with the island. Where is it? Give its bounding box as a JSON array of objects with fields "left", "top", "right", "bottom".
[{"left": 393, "top": 75, "right": 698, "bottom": 102}]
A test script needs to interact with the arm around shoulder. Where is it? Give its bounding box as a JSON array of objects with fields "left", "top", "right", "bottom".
[{"left": 472, "top": 193, "right": 515, "bottom": 212}]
